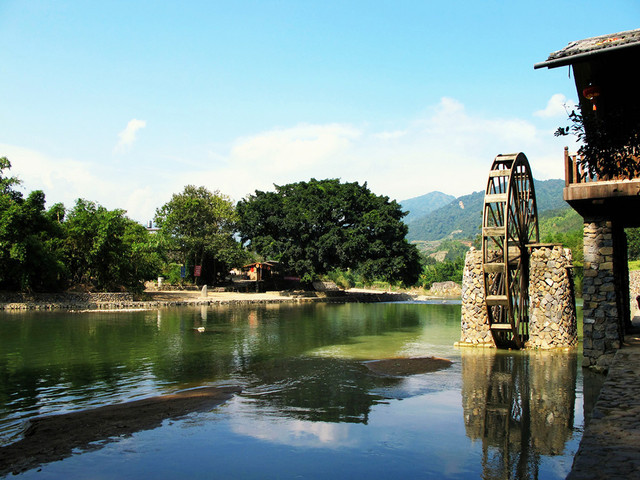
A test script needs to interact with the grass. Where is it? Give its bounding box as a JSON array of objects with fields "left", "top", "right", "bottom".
[{"left": 630, "top": 260, "right": 640, "bottom": 271}]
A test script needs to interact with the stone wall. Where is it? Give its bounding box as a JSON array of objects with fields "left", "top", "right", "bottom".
[
  {"left": 582, "top": 218, "right": 625, "bottom": 369},
  {"left": 0, "top": 292, "right": 135, "bottom": 310},
  {"left": 459, "top": 246, "right": 577, "bottom": 350},
  {"left": 527, "top": 245, "right": 578, "bottom": 349},
  {"left": 429, "top": 281, "right": 462, "bottom": 297},
  {"left": 458, "top": 248, "right": 494, "bottom": 346}
]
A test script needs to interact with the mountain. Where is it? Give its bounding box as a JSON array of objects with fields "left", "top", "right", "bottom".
[
  {"left": 406, "top": 179, "right": 568, "bottom": 242},
  {"left": 399, "top": 191, "right": 455, "bottom": 223}
]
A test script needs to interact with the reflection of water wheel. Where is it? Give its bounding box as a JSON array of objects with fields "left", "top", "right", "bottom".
[{"left": 482, "top": 153, "right": 539, "bottom": 348}]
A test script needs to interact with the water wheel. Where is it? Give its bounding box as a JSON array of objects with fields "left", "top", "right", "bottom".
[{"left": 482, "top": 153, "right": 539, "bottom": 348}]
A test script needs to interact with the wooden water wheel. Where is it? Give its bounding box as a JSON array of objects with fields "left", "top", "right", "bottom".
[{"left": 482, "top": 153, "right": 539, "bottom": 348}]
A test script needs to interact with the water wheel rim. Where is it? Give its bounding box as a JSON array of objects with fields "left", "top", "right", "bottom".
[{"left": 482, "top": 153, "right": 539, "bottom": 348}]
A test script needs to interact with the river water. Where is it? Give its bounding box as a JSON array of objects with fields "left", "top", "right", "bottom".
[{"left": 0, "top": 301, "right": 585, "bottom": 479}]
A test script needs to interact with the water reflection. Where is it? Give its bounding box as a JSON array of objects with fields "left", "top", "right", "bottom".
[
  {"left": 461, "top": 349, "right": 578, "bottom": 479},
  {"left": 0, "top": 304, "right": 448, "bottom": 442},
  {"left": 0, "top": 304, "right": 583, "bottom": 479},
  {"left": 240, "top": 356, "right": 399, "bottom": 424}
]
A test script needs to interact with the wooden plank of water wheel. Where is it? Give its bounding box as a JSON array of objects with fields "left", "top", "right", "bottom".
[{"left": 482, "top": 153, "right": 539, "bottom": 348}]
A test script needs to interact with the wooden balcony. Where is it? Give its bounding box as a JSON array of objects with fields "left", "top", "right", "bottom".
[{"left": 563, "top": 147, "right": 640, "bottom": 226}]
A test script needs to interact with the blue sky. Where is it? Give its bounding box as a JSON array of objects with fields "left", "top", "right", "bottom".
[{"left": 1, "top": 1, "right": 638, "bottom": 222}]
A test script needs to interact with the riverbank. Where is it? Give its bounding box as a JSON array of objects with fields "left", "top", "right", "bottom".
[
  {"left": 568, "top": 323, "right": 640, "bottom": 479},
  {"left": 0, "top": 288, "right": 428, "bottom": 312}
]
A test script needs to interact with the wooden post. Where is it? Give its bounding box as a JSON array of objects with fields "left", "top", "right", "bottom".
[{"left": 564, "top": 147, "right": 571, "bottom": 186}]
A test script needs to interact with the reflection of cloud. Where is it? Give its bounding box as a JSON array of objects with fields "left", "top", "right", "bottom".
[{"left": 228, "top": 400, "right": 353, "bottom": 447}]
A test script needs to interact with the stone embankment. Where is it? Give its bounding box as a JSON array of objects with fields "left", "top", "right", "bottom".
[
  {"left": 0, "top": 292, "right": 135, "bottom": 311},
  {"left": 0, "top": 289, "right": 417, "bottom": 311}
]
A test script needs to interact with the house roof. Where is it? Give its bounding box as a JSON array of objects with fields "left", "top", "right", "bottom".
[
  {"left": 243, "top": 261, "right": 280, "bottom": 268},
  {"left": 534, "top": 28, "right": 640, "bottom": 69}
]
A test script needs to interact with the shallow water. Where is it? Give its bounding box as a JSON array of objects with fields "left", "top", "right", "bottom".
[{"left": 0, "top": 302, "right": 585, "bottom": 479}]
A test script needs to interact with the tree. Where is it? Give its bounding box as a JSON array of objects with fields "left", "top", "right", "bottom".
[
  {"left": 0, "top": 156, "right": 22, "bottom": 199},
  {"left": 237, "top": 179, "right": 421, "bottom": 285},
  {"left": 0, "top": 158, "right": 66, "bottom": 291},
  {"left": 154, "top": 185, "right": 247, "bottom": 284},
  {"left": 63, "top": 199, "right": 161, "bottom": 291}
]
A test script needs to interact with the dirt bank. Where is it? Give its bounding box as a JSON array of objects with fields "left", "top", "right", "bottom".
[
  {"left": 0, "top": 385, "right": 241, "bottom": 476},
  {"left": 364, "top": 356, "right": 453, "bottom": 376}
]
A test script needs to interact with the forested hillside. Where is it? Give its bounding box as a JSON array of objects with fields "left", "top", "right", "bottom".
[
  {"left": 400, "top": 191, "right": 455, "bottom": 223},
  {"left": 405, "top": 179, "right": 567, "bottom": 242}
]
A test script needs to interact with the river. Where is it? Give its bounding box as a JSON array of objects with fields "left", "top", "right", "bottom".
[{"left": 0, "top": 301, "right": 586, "bottom": 479}]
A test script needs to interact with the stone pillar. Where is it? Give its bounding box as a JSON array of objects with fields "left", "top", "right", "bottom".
[
  {"left": 459, "top": 248, "right": 494, "bottom": 346},
  {"left": 582, "top": 218, "right": 626, "bottom": 370},
  {"left": 527, "top": 245, "right": 578, "bottom": 349}
]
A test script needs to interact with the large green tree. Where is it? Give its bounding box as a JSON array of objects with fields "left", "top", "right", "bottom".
[
  {"left": 0, "top": 157, "right": 66, "bottom": 291},
  {"left": 154, "top": 185, "right": 247, "bottom": 284},
  {"left": 236, "top": 178, "right": 421, "bottom": 285},
  {"left": 62, "top": 199, "right": 162, "bottom": 291}
]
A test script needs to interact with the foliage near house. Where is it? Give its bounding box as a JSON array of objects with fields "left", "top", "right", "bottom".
[{"left": 154, "top": 185, "right": 249, "bottom": 285}]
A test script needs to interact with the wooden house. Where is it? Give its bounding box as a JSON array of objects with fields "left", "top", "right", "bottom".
[{"left": 536, "top": 28, "right": 640, "bottom": 369}]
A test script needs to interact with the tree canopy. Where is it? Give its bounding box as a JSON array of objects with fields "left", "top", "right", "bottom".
[
  {"left": 62, "top": 199, "right": 162, "bottom": 291},
  {"left": 0, "top": 158, "right": 67, "bottom": 291},
  {"left": 237, "top": 179, "right": 421, "bottom": 285}
]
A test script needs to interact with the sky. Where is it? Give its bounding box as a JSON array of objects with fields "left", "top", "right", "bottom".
[{"left": 1, "top": 1, "right": 638, "bottom": 223}]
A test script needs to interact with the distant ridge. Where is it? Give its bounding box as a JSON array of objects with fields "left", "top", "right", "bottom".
[
  {"left": 399, "top": 191, "right": 455, "bottom": 224},
  {"left": 403, "top": 179, "right": 567, "bottom": 242}
]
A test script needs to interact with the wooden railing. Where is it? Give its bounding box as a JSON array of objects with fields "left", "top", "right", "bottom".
[
  {"left": 564, "top": 147, "right": 597, "bottom": 187},
  {"left": 564, "top": 147, "right": 640, "bottom": 186}
]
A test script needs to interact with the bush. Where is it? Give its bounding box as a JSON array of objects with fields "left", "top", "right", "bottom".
[
  {"left": 161, "top": 263, "right": 185, "bottom": 285},
  {"left": 325, "top": 269, "right": 359, "bottom": 289},
  {"left": 419, "top": 258, "right": 464, "bottom": 290}
]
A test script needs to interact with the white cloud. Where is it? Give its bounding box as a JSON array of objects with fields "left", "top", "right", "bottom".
[
  {"left": 0, "top": 143, "right": 99, "bottom": 201},
  {"left": 115, "top": 118, "right": 147, "bottom": 152},
  {"left": 171, "top": 97, "right": 570, "bottom": 206},
  {"left": 229, "top": 123, "right": 362, "bottom": 171},
  {"left": 374, "top": 130, "right": 407, "bottom": 140},
  {"left": 0, "top": 143, "right": 158, "bottom": 222},
  {"left": 534, "top": 94, "right": 575, "bottom": 118},
  {"left": 1, "top": 96, "right": 573, "bottom": 223}
]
